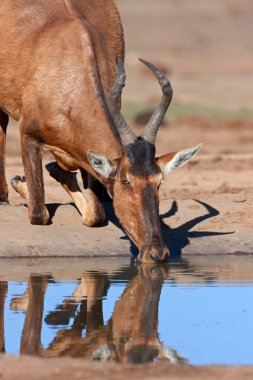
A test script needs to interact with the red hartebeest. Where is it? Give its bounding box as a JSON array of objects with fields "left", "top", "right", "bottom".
[
  {"left": 7, "top": 268, "right": 187, "bottom": 363},
  {"left": 0, "top": 0, "right": 201, "bottom": 263}
]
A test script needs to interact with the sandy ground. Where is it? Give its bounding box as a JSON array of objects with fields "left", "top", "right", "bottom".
[
  {"left": 1, "top": 0, "right": 253, "bottom": 378},
  {"left": 2, "top": 117, "right": 253, "bottom": 259},
  {"left": 1, "top": 355, "right": 253, "bottom": 380}
]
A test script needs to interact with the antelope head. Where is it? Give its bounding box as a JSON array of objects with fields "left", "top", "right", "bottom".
[{"left": 88, "top": 59, "right": 201, "bottom": 264}]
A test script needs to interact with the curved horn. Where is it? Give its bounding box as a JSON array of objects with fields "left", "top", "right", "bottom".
[
  {"left": 108, "top": 58, "right": 136, "bottom": 146},
  {"left": 139, "top": 59, "right": 173, "bottom": 145}
]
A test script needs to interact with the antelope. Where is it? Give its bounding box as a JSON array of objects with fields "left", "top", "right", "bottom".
[
  {"left": 8, "top": 268, "right": 187, "bottom": 363},
  {"left": 0, "top": 0, "right": 201, "bottom": 263},
  {"left": 43, "top": 267, "right": 187, "bottom": 363},
  {"left": 0, "top": 283, "right": 7, "bottom": 353}
]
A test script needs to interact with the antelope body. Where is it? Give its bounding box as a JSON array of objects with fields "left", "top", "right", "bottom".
[
  {"left": 3, "top": 268, "right": 187, "bottom": 363},
  {"left": 0, "top": 0, "right": 201, "bottom": 263}
]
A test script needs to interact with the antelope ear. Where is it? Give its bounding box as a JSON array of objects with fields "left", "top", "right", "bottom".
[
  {"left": 157, "top": 143, "right": 202, "bottom": 176},
  {"left": 87, "top": 151, "right": 117, "bottom": 178}
]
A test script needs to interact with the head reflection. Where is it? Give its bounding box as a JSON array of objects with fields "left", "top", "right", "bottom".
[
  {"left": 44, "top": 266, "right": 168, "bottom": 363},
  {"left": 2, "top": 265, "right": 187, "bottom": 364}
]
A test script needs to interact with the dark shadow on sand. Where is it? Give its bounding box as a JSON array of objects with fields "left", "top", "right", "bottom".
[
  {"left": 45, "top": 196, "right": 233, "bottom": 259},
  {"left": 103, "top": 199, "right": 233, "bottom": 258},
  {"left": 160, "top": 199, "right": 233, "bottom": 258}
]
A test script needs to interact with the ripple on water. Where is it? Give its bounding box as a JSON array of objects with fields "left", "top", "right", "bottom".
[{"left": 1, "top": 255, "right": 253, "bottom": 365}]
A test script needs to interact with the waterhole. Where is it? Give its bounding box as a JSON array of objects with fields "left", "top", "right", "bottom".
[{"left": 0, "top": 255, "right": 253, "bottom": 365}]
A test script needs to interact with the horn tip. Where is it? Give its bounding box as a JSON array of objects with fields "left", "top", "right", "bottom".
[
  {"left": 139, "top": 57, "right": 153, "bottom": 69},
  {"left": 138, "top": 58, "right": 166, "bottom": 82}
]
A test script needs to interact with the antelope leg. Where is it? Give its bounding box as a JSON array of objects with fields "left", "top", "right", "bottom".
[{"left": 46, "top": 162, "right": 105, "bottom": 226}]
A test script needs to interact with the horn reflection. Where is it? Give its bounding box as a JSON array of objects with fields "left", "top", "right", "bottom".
[{"left": 0, "top": 266, "right": 187, "bottom": 364}]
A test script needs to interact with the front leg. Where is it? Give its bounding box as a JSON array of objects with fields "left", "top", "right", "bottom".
[
  {"left": 20, "top": 275, "right": 48, "bottom": 355},
  {"left": 0, "top": 282, "right": 8, "bottom": 353},
  {"left": 0, "top": 110, "right": 9, "bottom": 203},
  {"left": 46, "top": 162, "right": 105, "bottom": 226},
  {"left": 19, "top": 128, "right": 49, "bottom": 225}
]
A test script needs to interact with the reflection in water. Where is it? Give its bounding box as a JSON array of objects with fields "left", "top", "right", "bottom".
[
  {"left": 20, "top": 276, "right": 48, "bottom": 356},
  {"left": 0, "top": 282, "right": 7, "bottom": 353},
  {"left": 0, "top": 265, "right": 186, "bottom": 364},
  {"left": 1, "top": 256, "right": 253, "bottom": 365}
]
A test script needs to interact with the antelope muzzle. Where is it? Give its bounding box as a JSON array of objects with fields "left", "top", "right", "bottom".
[{"left": 138, "top": 244, "right": 169, "bottom": 264}]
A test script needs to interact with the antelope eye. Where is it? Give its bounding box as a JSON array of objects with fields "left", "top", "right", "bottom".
[
  {"left": 157, "top": 178, "right": 162, "bottom": 189},
  {"left": 121, "top": 177, "right": 130, "bottom": 185}
]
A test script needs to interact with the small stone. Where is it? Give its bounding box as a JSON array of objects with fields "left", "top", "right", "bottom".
[{"left": 232, "top": 195, "right": 247, "bottom": 203}]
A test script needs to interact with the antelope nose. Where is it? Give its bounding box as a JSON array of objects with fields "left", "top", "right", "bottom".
[
  {"left": 139, "top": 245, "right": 170, "bottom": 264},
  {"left": 150, "top": 251, "right": 169, "bottom": 263}
]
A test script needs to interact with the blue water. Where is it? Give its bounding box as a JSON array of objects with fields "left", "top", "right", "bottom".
[{"left": 1, "top": 257, "right": 253, "bottom": 365}]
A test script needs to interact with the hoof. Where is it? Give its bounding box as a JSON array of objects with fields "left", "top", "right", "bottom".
[
  {"left": 0, "top": 185, "right": 9, "bottom": 203},
  {"left": 82, "top": 215, "right": 105, "bottom": 227},
  {"left": 11, "top": 175, "right": 26, "bottom": 190},
  {"left": 0, "top": 195, "right": 9, "bottom": 204},
  {"left": 0, "top": 201, "right": 9, "bottom": 205},
  {"left": 29, "top": 209, "right": 50, "bottom": 225},
  {"left": 11, "top": 175, "right": 29, "bottom": 200}
]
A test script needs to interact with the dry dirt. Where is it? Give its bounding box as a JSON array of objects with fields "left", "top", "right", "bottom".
[
  {"left": 3, "top": 114, "right": 253, "bottom": 259},
  {"left": 1, "top": 355, "right": 253, "bottom": 380},
  {"left": 1, "top": 0, "right": 253, "bottom": 378}
]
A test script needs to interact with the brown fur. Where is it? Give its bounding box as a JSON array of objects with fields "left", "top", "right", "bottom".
[
  {"left": 0, "top": 111, "right": 8, "bottom": 203},
  {"left": 26, "top": 268, "right": 169, "bottom": 363},
  {"left": 0, "top": 0, "right": 199, "bottom": 263},
  {"left": 0, "top": 0, "right": 123, "bottom": 223},
  {"left": 20, "top": 276, "right": 48, "bottom": 356},
  {"left": 1, "top": 268, "right": 187, "bottom": 363},
  {"left": 0, "top": 283, "right": 7, "bottom": 353}
]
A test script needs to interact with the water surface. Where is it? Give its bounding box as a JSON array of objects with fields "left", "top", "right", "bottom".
[{"left": 1, "top": 256, "right": 253, "bottom": 365}]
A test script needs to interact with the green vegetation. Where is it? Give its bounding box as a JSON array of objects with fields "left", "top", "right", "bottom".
[{"left": 122, "top": 101, "right": 253, "bottom": 123}]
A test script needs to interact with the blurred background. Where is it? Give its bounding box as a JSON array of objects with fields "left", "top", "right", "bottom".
[
  {"left": 6, "top": 0, "right": 253, "bottom": 202},
  {"left": 118, "top": 0, "right": 253, "bottom": 109},
  {"left": 116, "top": 0, "right": 253, "bottom": 199}
]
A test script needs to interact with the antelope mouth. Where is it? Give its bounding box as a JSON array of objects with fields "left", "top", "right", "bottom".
[{"left": 139, "top": 245, "right": 170, "bottom": 264}]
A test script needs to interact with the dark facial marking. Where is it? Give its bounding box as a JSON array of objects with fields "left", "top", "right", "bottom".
[
  {"left": 141, "top": 184, "right": 163, "bottom": 247},
  {"left": 124, "top": 137, "right": 160, "bottom": 176},
  {"left": 0, "top": 162, "right": 4, "bottom": 176}
]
